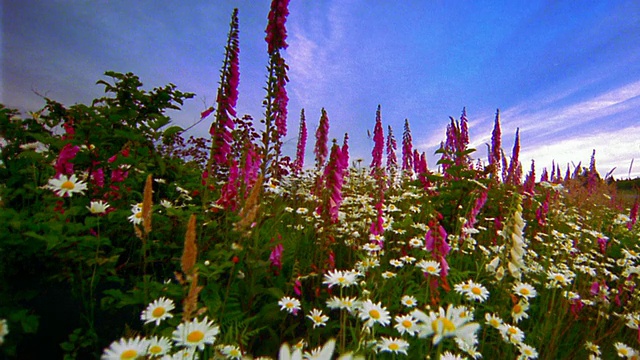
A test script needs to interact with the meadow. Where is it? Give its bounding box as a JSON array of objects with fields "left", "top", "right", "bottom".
[{"left": 2, "top": 2, "right": 640, "bottom": 359}]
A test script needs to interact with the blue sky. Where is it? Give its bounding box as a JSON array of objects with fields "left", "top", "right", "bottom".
[{"left": 3, "top": 1, "right": 640, "bottom": 178}]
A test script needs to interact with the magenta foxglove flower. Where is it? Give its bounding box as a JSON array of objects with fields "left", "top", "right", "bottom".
[
  {"left": 269, "top": 243, "right": 284, "bottom": 270},
  {"left": 265, "top": 0, "right": 290, "bottom": 54},
  {"left": 54, "top": 144, "right": 79, "bottom": 176},
  {"left": 402, "top": 119, "right": 413, "bottom": 175},
  {"left": 370, "top": 105, "right": 384, "bottom": 173},
  {"left": 314, "top": 109, "right": 330, "bottom": 169}
]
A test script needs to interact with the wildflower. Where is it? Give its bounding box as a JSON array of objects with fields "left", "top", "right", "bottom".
[
  {"left": 511, "top": 300, "right": 529, "bottom": 323},
  {"left": 498, "top": 323, "right": 525, "bottom": 344},
  {"left": 279, "top": 342, "right": 302, "bottom": 360},
  {"left": 484, "top": 313, "right": 503, "bottom": 329},
  {"left": 220, "top": 345, "right": 243, "bottom": 360},
  {"left": 377, "top": 337, "right": 409, "bottom": 355},
  {"left": 358, "top": 299, "right": 391, "bottom": 328},
  {"left": 400, "top": 255, "right": 416, "bottom": 264},
  {"left": 301, "top": 338, "right": 335, "bottom": 360},
  {"left": 172, "top": 317, "right": 220, "bottom": 350},
  {"left": 129, "top": 208, "right": 144, "bottom": 225},
  {"left": 87, "top": 200, "right": 110, "bottom": 214},
  {"left": 323, "top": 269, "right": 358, "bottom": 288},
  {"left": 381, "top": 271, "right": 396, "bottom": 279},
  {"left": 141, "top": 297, "right": 175, "bottom": 326},
  {"left": 615, "top": 342, "right": 637, "bottom": 358},
  {"left": 164, "top": 348, "right": 198, "bottom": 360},
  {"left": 269, "top": 244, "right": 284, "bottom": 271},
  {"left": 101, "top": 337, "right": 149, "bottom": 360},
  {"left": 394, "top": 314, "right": 419, "bottom": 336},
  {"left": 412, "top": 304, "right": 480, "bottom": 347},
  {"left": 518, "top": 343, "right": 539, "bottom": 359},
  {"left": 47, "top": 174, "right": 87, "bottom": 197},
  {"left": 389, "top": 259, "right": 404, "bottom": 268},
  {"left": 306, "top": 308, "right": 329, "bottom": 328},
  {"left": 512, "top": 282, "right": 537, "bottom": 299},
  {"left": 0, "top": 319, "right": 7, "bottom": 345},
  {"left": 416, "top": 259, "right": 441, "bottom": 276},
  {"left": 400, "top": 295, "right": 418, "bottom": 308},
  {"left": 296, "top": 207, "right": 309, "bottom": 215},
  {"left": 584, "top": 341, "right": 601, "bottom": 356},
  {"left": 327, "top": 296, "right": 358, "bottom": 314},
  {"left": 278, "top": 296, "right": 301, "bottom": 315},
  {"left": 455, "top": 280, "right": 489, "bottom": 302},
  {"left": 546, "top": 270, "right": 574, "bottom": 288},
  {"left": 160, "top": 199, "right": 173, "bottom": 208},
  {"left": 362, "top": 243, "right": 381, "bottom": 253},
  {"left": 440, "top": 351, "right": 466, "bottom": 360},
  {"left": 146, "top": 336, "right": 171, "bottom": 357}
]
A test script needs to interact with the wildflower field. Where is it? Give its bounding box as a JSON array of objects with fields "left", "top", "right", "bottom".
[{"left": 3, "top": 2, "right": 640, "bottom": 360}]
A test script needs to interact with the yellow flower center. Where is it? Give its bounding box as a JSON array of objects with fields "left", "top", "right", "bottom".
[
  {"left": 432, "top": 317, "right": 455, "bottom": 333},
  {"left": 490, "top": 319, "right": 500, "bottom": 327},
  {"left": 426, "top": 266, "right": 436, "bottom": 272},
  {"left": 152, "top": 307, "right": 166, "bottom": 317},
  {"left": 520, "top": 288, "right": 530, "bottom": 295},
  {"left": 135, "top": 212, "right": 143, "bottom": 218},
  {"left": 286, "top": 302, "right": 294, "bottom": 308},
  {"left": 187, "top": 330, "right": 205, "bottom": 343},
  {"left": 313, "top": 315, "right": 323, "bottom": 323},
  {"left": 508, "top": 327, "right": 518, "bottom": 335},
  {"left": 61, "top": 180, "right": 75, "bottom": 190},
  {"left": 338, "top": 277, "right": 346, "bottom": 283},
  {"left": 619, "top": 348, "right": 629, "bottom": 356},
  {"left": 513, "top": 304, "right": 522, "bottom": 313},
  {"left": 471, "top": 287, "right": 483, "bottom": 295},
  {"left": 554, "top": 275, "right": 564, "bottom": 282},
  {"left": 369, "top": 309, "right": 381, "bottom": 319},
  {"left": 120, "top": 349, "right": 138, "bottom": 359},
  {"left": 149, "top": 345, "right": 162, "bottom": 354},
  {"left": 389, "top": 343, "right": 400, "bottom": 351},
  {"left": 402, "top": 319, "right": 413, "bottom": 328}
]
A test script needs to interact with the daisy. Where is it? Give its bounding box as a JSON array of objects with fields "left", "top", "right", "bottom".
[
  {"left": 416, "top": 259, "right": 441, "bottom": 276},
  {"left": 546, "top": 270, "right": 574, "bottom": 288},
  {"left": 296, "top": 207, "right": 309, "bottom": 215},
  {"left": 400, "top": 295, "right": 418, "bottom": 308},
  {"left": 172, "top": 317, "right": 220, "bottom": 350},
  {"left": 307, "top": 308, "right": 329, "bottom": 328},
  {"left": 101, "top": 337, "right": 148, "bottom": 360},
  {"left": 279, "top": 342, "right": 303, "bottom": 360},
  {"left": 394, "top": 314, "right": 419, "bottom": 336},
  {"left": 615, "top": 342, "right": 637, "bottom": 358},
  {"left": 484, "top": 313, "right": 503, "bottom": 329},
  {"left": 141, "top": 297, "right": 175, "bottom": 326},
  {"left": 220, "top": 345, "right": 243, "bottom": 360},
  {"left": 518, "top": 343, "right": 538, "bottom": 359},
  {"left": 512, "top": 282, "right": 537, "bottom": 299},
  {"left": 301, "top": 339, "right": 335, "bottom": 360},
  {"left": 381, "top": 271, "right": 396, "bottom": 279},
  {"left": 128, "top": 207, "right": 143, "bottom": 225},
  {"left": 278, "top": 296, "right": 301, "bottom": 315},
  {"left": 323, "top": 269, "right": 358, "bottom": 288},
  {"left": 584, "top": 341, "right": 601, "bottom": 356},
  {"left": 389, "top": 259, "right": 404, "bottom": 268},
  {"left": 412, "top": 304, "right": 480, "bottom": 347},
  {"left": 498, "top": 323, "right": 525, "bottom": 344},
  {"left": 440, "top": 351, "right": 466, "bottom": 360},
  {"left": 455, "top": 280, "right": 489, "bottom": 302},
  {"left": 87, "top": 200, "right": 110, "bottom": 214},
  {"left": 512, "top": 300, "right": 529, "bottom": 323},
  {"left": 146, "top": 336, "right": 171, "bottom": 357},
  {"left": 362, "top": 242, "right": 381, "bottom": 253},
  {"left": 358, "top": 300, "right": 391, "bottom": 328},
  {"left": 409, "top": 237, "right": 424, "bottom": 248},
  {"left": 47, "top": 174, "right": 87, "bottom": 197},
  {"left": 400, "top": 255, "right": 416, "bottom": 264},
  {"left": 164, "top": 348, "right": 198, "bottom": 360},
  {"left": 377, "top": 337, "right": 409, "bottom": 355}
]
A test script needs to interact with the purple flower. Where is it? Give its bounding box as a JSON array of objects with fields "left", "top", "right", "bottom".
[
  {"left": 370, "top": 105, "right": 384, "bottom": 173},
  {"left": 269, "top": 243, "right": 283, "bottom": 270}
]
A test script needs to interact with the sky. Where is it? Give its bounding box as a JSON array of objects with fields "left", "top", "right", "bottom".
[{"left": 3, "top": 1, "right": 640, "bottom": 179}]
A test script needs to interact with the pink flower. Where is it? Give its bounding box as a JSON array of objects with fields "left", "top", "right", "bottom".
[
  {"left": 54, "top": 144, "right": 79, "bottom": 176},
  {"left": 370, "top": 105, "right": 384, "bottom": 173},
  {"left": 269, "top": 243, "right": 284, "bottom": 271},
  {"left": 293, "top": 109, "right": 307, "bottom": 173},
  {"left": 265, "top": 0, "right": 290, "bottom": 54},
  {"left": 314, "top": 109, "right": 330, "bottom": 169}
]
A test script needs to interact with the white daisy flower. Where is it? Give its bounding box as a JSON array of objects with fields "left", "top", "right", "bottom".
[
  {"left": 278, "top": 296, "right": 301, "bottom": 315},
  {"left": 220, "top": 344, "right": 243, "bottom": 360},
  {"left": 412, "top": 304, "right": 480, "bottom": 347},
  {"left": 141, "top": 297, "right": 175, "bottom": 326},
  {"left": 172, "top": 317, "right": 220, "bottom": 350},
  {"left": 358, "top": 300, "right": 391, "bottom": 328},
  {"left": 400, "top": 295, "right": 418, "bottom": 308},
  {"left": 323, "top": 269, "right": 358, "bottom": 288},
  {"left": 146, "top": 336, "right": 171, "bottom": 357},
  {"left": 87, "top": 200, "right": 110, "bottom": 214},
  {"left": 416, "top": 259, "right": 441, "bottom": 276},
  {"left": 0, "top": 319, "right": 8, "bottom": 345},
  {"left": 394, "top": 314, "right": 419, "bottom": 336},
  {"left": 512, "top": 282, "right": 537, "bottom": 299},
  {"left": 307, "top": 308, "right": 329, "bottom": 328},
  {"left": 377, "top": 336, "right": 409, "bottom": 355},
  {"left": 47, "top": 174, "right": 88, "bottom": 197},
  {"left": 101, "top": 336, "right": 148, "bottom": 360}
]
